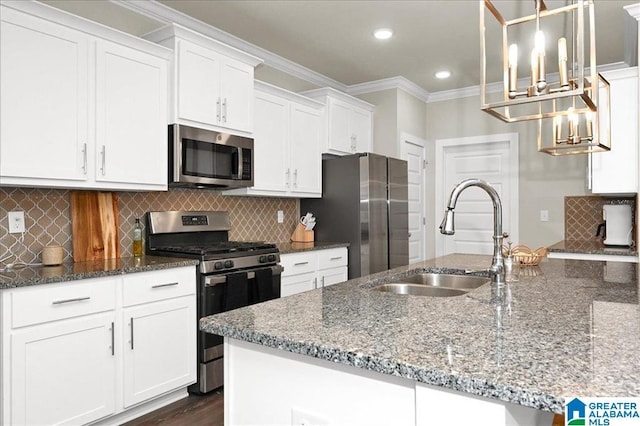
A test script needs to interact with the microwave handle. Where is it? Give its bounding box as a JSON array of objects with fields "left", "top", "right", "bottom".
[{"left": 236, "top": 147, "right": 243, "bottom": 180}]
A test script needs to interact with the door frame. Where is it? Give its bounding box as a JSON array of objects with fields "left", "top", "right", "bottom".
[
  {"left": 434, "top": 133, "right": 519, "bottom": 257},
  {"left": 400, "top": 132, "right": 428, "bottom": 261}
]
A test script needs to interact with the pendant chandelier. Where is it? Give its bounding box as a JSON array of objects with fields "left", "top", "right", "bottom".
[{"left": 480, "top": 0, "right": 611, "bottom": 155}]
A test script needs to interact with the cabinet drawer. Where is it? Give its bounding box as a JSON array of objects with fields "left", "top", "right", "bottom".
[
  {"left": 10, "top": 277, "right": 116, "bottom": 328},
  {"left": 280, "top": 252, "right": 317, "bottom": 277},
  {"left": 123, "top": 267, "right": 196, "bottom": 307},
  {"left": 318, "top": 247, "right": 348, "bottom": 270}
]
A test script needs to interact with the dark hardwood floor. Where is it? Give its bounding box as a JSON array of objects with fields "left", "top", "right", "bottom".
[{"left": 123, "top": 390, "right": 224, "bottom": 426}]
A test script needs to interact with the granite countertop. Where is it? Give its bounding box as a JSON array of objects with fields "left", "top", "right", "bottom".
[
  {"left": 0, "top": 256, "right": 199, "bottom": 290},
  {"left": 276, "top": 241, "right": 349, "bottom": 254},
  {"left": 200, "top": 254, "right": 640, "bottom": 414},
  {"left": 548, "top": 239, "right": 637, "bottom": 257}
]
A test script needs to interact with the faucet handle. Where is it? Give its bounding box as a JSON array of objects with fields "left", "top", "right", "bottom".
[{"left": 502, "top": 232, "right": 509, "bottom": 239}]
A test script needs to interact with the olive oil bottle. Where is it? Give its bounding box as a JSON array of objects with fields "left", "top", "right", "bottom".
[{"left": 132, "top": 218, "right": 143, "bottom": 256}]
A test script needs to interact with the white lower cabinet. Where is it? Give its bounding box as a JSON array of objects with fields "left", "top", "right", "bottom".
[
  {"left": 280, "top": 248, "right": 348, "bottom": 297},
  {"left": 10, "top": 312, "right": 117, "bottom": 426},
  {"left": 0, "top": 266, "right": 196, "bottom": 426}
]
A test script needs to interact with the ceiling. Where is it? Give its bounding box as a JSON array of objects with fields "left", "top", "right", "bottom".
[{"left": 46, "top": 0, "right": 638, "bottom": 95}]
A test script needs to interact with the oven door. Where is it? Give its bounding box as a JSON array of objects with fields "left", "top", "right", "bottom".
[
  {"left": 194, "top": 264, "right": 282, "bottom": 393},
  {"left": 170, "top": 124, "right": 253, "bottom": 188}
]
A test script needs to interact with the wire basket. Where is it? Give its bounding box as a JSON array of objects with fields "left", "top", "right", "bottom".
[{"left": 502, "top": 244, "right": 547, "bottom": 266}]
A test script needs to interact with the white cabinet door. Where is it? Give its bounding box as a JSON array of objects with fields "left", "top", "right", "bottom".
[
  {"left": 290, "top": 103, "right": 322, "bottom": 195},
  {"left": 320, "top": 266, "right": 348, "bottom": 288},
  {"left": 328, "top": 98, "right": 353, "bottom": 154},
  {"left": 220, "top": 57, "right": 254, "bottom": 133},
  {"left": 95, "top": 40, "right": 168, "bottom": 188},
  {"left": 123, "top": 296, "right": 196, "bottom": 407},
  {"left": 10, "top": 313, "right": 116, "bottom": 426},
  {"left": 591, "top": 68, "right": 638, "bottom": 194},
  {"left": 253, "top": 90, "right": 290, "bottom": 193},
  {"left": 281, "top": 271, "right": 317, "bottom": 297},
  {"left": 177, "top": 39, "right": 221, "bottom": 127},
  {"left": 351, "top": 106, "right": 372, "bottom": 153},
  {"left": 0, "top": 7, "right": 89, "bottom": 182}
]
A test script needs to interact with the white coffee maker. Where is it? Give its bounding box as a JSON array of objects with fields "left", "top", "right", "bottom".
[{"left": 602, "top": 204, "right": 633, "bottom": 246}]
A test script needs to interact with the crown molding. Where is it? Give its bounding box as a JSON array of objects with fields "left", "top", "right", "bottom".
[
  {"left": 346, "top": 76, "right": 430, "bottom": 103},
  {"left": 625, "top": 3, "right": 640, "bottom": 20},
  {"left": 427, "top": 62, "right": 633, "bottom": 103},
  {"left": 110, "top": 0, "right": 347, "bottom": 91}
]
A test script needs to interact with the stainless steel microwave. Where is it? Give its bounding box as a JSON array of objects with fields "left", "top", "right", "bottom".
[{"left": 169, "top": 124, "right": 253, "bottom": 189}]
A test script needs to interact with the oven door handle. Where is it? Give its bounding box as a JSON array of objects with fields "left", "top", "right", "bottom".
[{"left": 204, "top": 265, "right": 284, "bottom": 287}]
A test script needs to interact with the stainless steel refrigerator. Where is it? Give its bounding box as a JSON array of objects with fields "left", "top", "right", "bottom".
[{"left": 301, "top": 153, "right": 409, "bottom": 279}]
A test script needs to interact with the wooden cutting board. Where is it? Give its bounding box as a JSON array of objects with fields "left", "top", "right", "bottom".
[{"left": 70, "top": 191, "right": 120, "bottom": 262}]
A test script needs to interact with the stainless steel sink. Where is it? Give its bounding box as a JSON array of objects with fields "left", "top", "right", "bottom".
[{"left": 371, "top": 273, "right": 490, "bottom": 297}]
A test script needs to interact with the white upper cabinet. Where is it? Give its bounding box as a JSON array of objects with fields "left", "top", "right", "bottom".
[
  {"left": 144, "top": 24, "right": 263, "bottom": 136},
  {"left": 225, "top": 81, "right": 323, "bottom": 198},
  {"left": 302, "top": 88, "right": 374, "bottom": 156},
  {"left": 591, "top": 67, "right": 638, "bottom": 194},
  {"left": 0, "top": 1, "right": 171, "bottom": 191}
]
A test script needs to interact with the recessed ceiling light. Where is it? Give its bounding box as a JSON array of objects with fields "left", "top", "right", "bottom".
[
  {"left": 435, "top": 70, "right": 451, "bottom": 79},
  {"left": 373, "top": 28, "right": 393, "bottom": 40}
]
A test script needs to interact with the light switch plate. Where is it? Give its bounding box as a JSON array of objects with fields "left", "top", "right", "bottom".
[
  {"left": 540, "top": 210, "right": 549, "bottom": 222},
  {"left": 277, "top": 210, "right": 284, "bottom": 224}
]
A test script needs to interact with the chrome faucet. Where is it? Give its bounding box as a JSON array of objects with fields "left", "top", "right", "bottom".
[{"left": 439, "top": 178, "right": 505, "bottom": 286}]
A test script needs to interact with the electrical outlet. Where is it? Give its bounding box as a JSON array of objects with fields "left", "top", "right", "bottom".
[
  {"left": 540, "top": 210, "right": 549, "bottom": 222},
  {"left": 277, "top": 210, "right": 284, "bottom": 224},
  {"left": 7, "top": 211, "right": 25, "bottom": 233},
  {"left": 291, "top": 408, "right": 329, "bottom": 426}
]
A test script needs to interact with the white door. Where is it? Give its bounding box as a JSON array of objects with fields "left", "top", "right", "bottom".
[
  {"left": 95, "top": 40, "right": 167, "bottom": 187},
  {"left": 435, "top": 134, "right": 519, "bottom": 256},
  {"left": 11, "top": 313, "right": 116, "bottom": 425},
  {"left": 219, "top": 57, "right": 254, "bottom": 133},
  {"left": 253, "top": 90, "right": 290, "bottom": 193},
  {"left": 123, "top": 297, "right": 196, "bottom": 407},
  {"left": 402, "top": 134, "right": 427, "bottom": 263},
  {"left": 290, "top": 102, "right": 322, "bottom": 195},
  {"left": 177, "top": 39, "right": 220, "bottom": 126},
  {"left": 0, "top": 8, "right": 88, "bottom": 182}
]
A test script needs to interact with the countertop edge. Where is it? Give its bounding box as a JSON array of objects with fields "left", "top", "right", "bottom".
[
  {"left": 200, "top": 321, "right": 563, "bottom": 413},
  {"left": 276, "top": 241, "right": 350, "bottom": 255},
  {"left": 0, "top": 256, "right": 199, "bottom": 289}
]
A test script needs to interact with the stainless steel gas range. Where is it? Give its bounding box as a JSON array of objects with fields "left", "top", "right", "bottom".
[{"left": 146, "top": 210, "right": 282, "bottom": 393}]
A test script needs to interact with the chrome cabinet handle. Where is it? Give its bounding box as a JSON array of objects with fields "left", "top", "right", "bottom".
[
  {"left": 216, "top": 98, "right": 221, "bottom": 122},
  {"left": 52, "top": 296, "right": 90, "bottom": 305},
  {"left": 151, "top": 282, "right": 179, "bottom": 289},
  {"left": 81, "top": 143, "right": 87, "bottom": 174},
  {"left": 100, "top": 145, "right": 106, "bottom": 176},
  {"left": 110, "top": 322, "right": 114, "bottom": 356},
  {"left": 222, "top": 98, "right": 227, "bottom": 122},
  {"left": 293, "top": 169, "right": 298, "bottom": 188},
  {"left": 330, "top": 256, "right": 342, "bottom": 261},
  {"left": 313, "top": 277, "right": 318, "bottom": 289},
  {"left": 130, "top": 318, "right": 134, "bottom": 350},
  {"left": 294, "top": 261, "right": 309, "bottom": 266},
  {"left": 285, "top": 168, "right": 290, "bottom": 188},
  {"left": 321, "top": 276, "right": 325, "bottom": 287}
]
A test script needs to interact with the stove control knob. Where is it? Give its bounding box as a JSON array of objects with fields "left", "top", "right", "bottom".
[
  {"left": 267, "top": 254, "right": 276, "bottom": 262},
  {"left": 259, "top": 255, "right": 267, "bottom": 263},
  {"left": 214, "top": 261, "right": 223, "bottom": 270},
  {"left": 224, "top": 260, "right": 234, "bottom": 269}
]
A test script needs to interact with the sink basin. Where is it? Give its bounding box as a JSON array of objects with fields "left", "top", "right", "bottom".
[
  {"left": 394, "top": 273, "right": 490, "bottom": 290},
  {"left": 371, "top": 273, "right": 490, "bottom": 297},
  {"left": 371, "top": 284, "right": 467, "bottom": 297}
]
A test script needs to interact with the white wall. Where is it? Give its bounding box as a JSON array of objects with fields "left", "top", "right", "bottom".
[
  {"left": 425, "top": 94, "right": 589, "bottom": 256},
  {"left": 356, "top": 89, "right": 398, "bottom": 158}
]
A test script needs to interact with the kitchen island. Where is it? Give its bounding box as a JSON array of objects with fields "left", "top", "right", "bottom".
[{"left": 200, "top": 254, "right": 639, "bottom": 425}]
